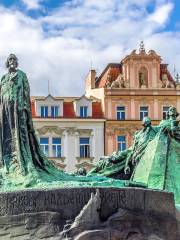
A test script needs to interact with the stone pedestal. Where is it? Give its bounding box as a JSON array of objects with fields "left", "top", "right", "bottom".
[{"left": 0, "top": 187, "right": 179, "bottom": 239}]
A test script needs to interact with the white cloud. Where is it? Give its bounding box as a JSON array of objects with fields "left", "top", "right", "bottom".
[
  {"left": 148, "top": 2, "right": 174, "bottom": 24},
  {"left": 21, "top": 0, "right": 42, "bottom": 10},
  {"left": 0, "top": 0, "right": 179, "bottom": 97}
]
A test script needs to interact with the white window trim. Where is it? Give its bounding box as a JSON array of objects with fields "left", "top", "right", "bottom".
[
  {"left": 79, "top": 136, "right": 90, "bottom": 158},
  {"left": 40, "top": 136, "right": 63, "bottom": 158}
]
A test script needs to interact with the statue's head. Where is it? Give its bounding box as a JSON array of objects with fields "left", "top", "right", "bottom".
[
  {"left": 6, "top": 54, "right": 18, "bottom": 71},
  {"left": 167, "top": 106, "right": 179, "bottom": 118},
  {"left": 142, "top": 116, "right": 151, "bottom": 127}
]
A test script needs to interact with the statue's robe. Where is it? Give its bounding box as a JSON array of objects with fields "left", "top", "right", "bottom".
[
  {"left": 0, "top": 70, "right": 110, "bottom": 187},
  {"left": 0, "top": 70, "right": 71, "bottom": 185},
  {"left": 88, "top": 126, "right": 157, "bottom": 179},
  {"left": 0, "top": 70, "right": 49, "bottom": 174},
  {"left": 132, "top": 119, "right": 180, "bottom": 205}
]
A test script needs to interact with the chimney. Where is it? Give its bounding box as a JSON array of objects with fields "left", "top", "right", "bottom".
[{"left": 85, "top": 70, "right": 96, "bottom": 93}]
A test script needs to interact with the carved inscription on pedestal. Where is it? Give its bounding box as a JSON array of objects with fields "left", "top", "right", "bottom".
[{"left": 0, "top": 188, "right": 174, "bottom": 219}]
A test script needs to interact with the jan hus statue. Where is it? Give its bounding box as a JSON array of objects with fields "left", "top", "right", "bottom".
[{"left": 0, "top": 54, "right": 51, "bottom": 176}]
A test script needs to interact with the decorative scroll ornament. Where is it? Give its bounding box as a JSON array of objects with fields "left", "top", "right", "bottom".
[{"left": 36, "top": 126, "right": 65, "bottom": 135}]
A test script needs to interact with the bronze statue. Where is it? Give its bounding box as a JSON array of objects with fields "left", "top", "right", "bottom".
[
  {"left": 0, "top": 54, "right": 52, "bottom": 176},
  {"left": 88, "top": 116, "right": 157, "bottom": 178}
]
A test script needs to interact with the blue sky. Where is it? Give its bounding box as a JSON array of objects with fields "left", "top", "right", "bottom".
[{"left": 0, "top": 0, "right": 179, "bottom": 96}]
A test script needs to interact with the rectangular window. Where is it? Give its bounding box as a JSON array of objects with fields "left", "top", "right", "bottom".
[
  {"left": 140, "top": 106, "right": 148, "bottom": 120},
  {"left": 117, "top": 106, "right": 125, "bottom": 120},
  {"left": 51, "top": 106, "right": 59, "bottom": 118},
  {"left": 80, "top": 106, "right": 88, "bottom": 118},
  {"left": 40, "top": 138, "right": 49, "bottom": 156},
  {"left": 52, "top": 138, "right": 61, "bottom": 157},
  {"left": 163, "top": 106, "right": 170, "bottom": 119},
  {"left": 117, "top": 136, "right": 126, "bottom": 151},
  {"left": 79, "top": 137, "right": 90, "bottom": 158},
  {"left": 40, "top": 106, "right": 48, "bottom": 117}
]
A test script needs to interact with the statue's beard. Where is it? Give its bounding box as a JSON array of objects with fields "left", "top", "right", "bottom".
[{"left": 9, "top": 64, "right": 17, "bottom": 72}]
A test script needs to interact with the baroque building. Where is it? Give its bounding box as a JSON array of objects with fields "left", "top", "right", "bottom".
[
  {"left": 31, "top": 94, "right": 105, "bottom": 173},
  {"left": 85, "top": 42, "right": 180, "bottom": 155}
]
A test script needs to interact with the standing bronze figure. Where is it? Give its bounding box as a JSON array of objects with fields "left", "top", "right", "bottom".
[{"left": 0, "top": 54, "right": 50, "bottom": 176}]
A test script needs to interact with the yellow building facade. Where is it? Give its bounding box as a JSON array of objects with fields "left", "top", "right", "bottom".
[{"left": 85, "top": 43, "right": 180, "bottom": 155}]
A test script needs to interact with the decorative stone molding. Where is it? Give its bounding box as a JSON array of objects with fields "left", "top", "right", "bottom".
[
  {"left": 76, "top": 129, "right": 93, "bottom": 135},
  {"left": 66, "top": 127, "right": 77, "bottom": 135},
  {"left": 75, "top": 162, "right": 94, "bottom": 170},
  {"left": 48, "top": 159, "right": 66, "bottom": 169},
  {"left": 106, "top": 129, "right": 115, "bottom": 136},
  {"left": 36, "top": 126, "right": 65, "bottom": 135},
  {"left": 76, "top": 157, "right": 94, "bottom": 163},
  {"left": 160, "top": 98, "right": 174, "bottom": 106},
  {"left": 49, "top": 157, "right": 66, "bottom": 163}
]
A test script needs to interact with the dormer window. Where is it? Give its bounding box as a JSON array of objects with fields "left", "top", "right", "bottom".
[
  {"left": 80, "top": 106, "right": 88, "bottom": 118},
  {"left": 51, "top": 106, "right": 59, "bottom": 118},
  {"left": 40, "top": 106, "right": 48, "bottom": 117}
]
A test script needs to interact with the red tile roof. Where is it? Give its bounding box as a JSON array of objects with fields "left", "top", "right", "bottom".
[
  {"left": 31, "top": 99, "right": 104, "bottom": 119},
  {"left": 31, "top": 100, "right": 36, "bottom": 117},
  {"left": 63, "top": 102, "right": 76, "bottom": 118},
  {"left": 92, "top": 102, "right": 103, "bottom": 118},
  {"left": 96, "top": 63, "right": 122, "bottom": 88}
]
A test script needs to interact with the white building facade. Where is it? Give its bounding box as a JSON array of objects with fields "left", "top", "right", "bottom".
[{"left": 31, "top": 95, "right": 105, "bottom": 173}]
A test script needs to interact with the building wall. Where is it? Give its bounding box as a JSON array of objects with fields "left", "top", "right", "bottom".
[
  {"left": 85, "top": 46, "right": 180, "bottom": 156},
  {"left": 32, "top": 118, "right": 105, "bottom": 173}
]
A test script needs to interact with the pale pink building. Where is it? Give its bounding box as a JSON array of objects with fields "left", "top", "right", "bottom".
[{"left": 85, "top": 43, "right": 180, "bottom": 155}]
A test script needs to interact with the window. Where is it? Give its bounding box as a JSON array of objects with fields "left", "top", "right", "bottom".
[
  {"left": 80, "top": 106, "right": 88, "bottom": 117},
  {"left": 52, "top": 138, "right": 61, "bottom": 157},
  {"left": 40, "top": 138, "right": 49, "bottom": 156},
  {"left": 51, "top": 106, "right": 59, "bottom": 118},
  {"left": 163, "top": 106, "right": 170, "bottom": 119},
  {"left": 41, "top": 106, "right": 48, "bottom": 117},
  {"left": 117, "top": 106, "right": 125, "bottom": 120},
  {"left": 117, "top": 136, "right": 126, "bottom": 151},
  {"left": 140, "top": 106, "right": 148, "bottom": 120},
  {"left": 79, "top": 137, "right": 90, "bottom": 158}
]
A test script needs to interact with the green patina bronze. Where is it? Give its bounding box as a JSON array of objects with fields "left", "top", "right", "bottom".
[
  {"left": 88, "top": 107, "right": 180, "bottom": 206},
  {"left": 0, "top": 54, "right": 123, "bottom": 190},
  {"left": 1, "top": 54, "right": 180, "bottom": 209},
  {"left": 88, "top": 117, "right": 158, "bottom": 178}
]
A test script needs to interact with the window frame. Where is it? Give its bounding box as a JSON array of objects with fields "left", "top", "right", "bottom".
[
  {"left": 40, "top": 137, "right": 49, "bottom": 157},
  {"left": 51, "top": 106, "right": 59, "bottom": 118},
  {"left": 163, "top": 106, "right": 170, "bottom": 120},
  {"left": 117, "top": 135, "right": 126, "bottom": 152},
  {"left": 40, "top": 106, "right": 48, "bottom": 118},
  {"left": 80, "top": 106, "right": 88, "bottom": 118},
  {"left": 52, "top": 137, "right": 61, "bottom": 158},
  {"left": 140, "top": 106, "right": 148, "bottom": 120},
  {"left": 116, "top": 106, "right": 126, "bottom": 120},
  {"left": 79, "top": 137, "right": 90, "bottom": 158}
]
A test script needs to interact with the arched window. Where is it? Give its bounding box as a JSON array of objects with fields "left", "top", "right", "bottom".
[{"left": 138, "top": 67, "right": 148, "bottom": 88}]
